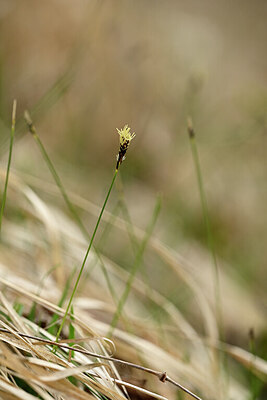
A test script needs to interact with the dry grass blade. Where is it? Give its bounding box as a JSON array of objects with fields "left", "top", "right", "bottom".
[
  {"left": 0, "top": 378, "right": 38, "bottom": 400},
  {"left": 226, "top": 344, "right": 267, "bottom": 380},
  {"left": 0, "top": 166, "right": 263, "bottom": 400},
  {"left": 0, "top": 328, "right": 203, "bottom": 400},
  {"left": 0, "top": 293, "right": 126, "bottom": 400}
]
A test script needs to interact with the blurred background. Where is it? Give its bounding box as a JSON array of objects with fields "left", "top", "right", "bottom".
[{"left": 0, "top": 0, "right": 266, "bottom": 388}]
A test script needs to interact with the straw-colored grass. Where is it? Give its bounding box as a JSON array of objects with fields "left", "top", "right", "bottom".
[{"left": 0, "top": 166, "right": 266, "bottom": 399}]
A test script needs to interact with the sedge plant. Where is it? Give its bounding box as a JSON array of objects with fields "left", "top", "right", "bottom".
[
  {"left": 55, "top": 125, "right": 136, "bottom": 342},
  {"left": 23, "top": 112, "right": 137, "bottom": 340}
]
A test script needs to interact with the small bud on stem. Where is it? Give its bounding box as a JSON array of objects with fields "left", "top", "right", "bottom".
[
  {"left": 24, "top": 110, "right": 36, "bottom": 135},
  {"left": 187, "top": 117, "right": 195, "bottom": 138}
]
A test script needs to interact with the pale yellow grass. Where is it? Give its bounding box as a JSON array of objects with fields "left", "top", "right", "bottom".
[{"left": 0, "top": 167, "right": 266, "bottom": 399}]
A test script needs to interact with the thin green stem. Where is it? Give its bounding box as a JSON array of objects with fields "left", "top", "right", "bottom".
[
  {"left": 47, "top": 266, "right": 77, "bottom": 335},
  {"left": 55, "top": 169, "right": 118, "bottom": 342},
  {"left": 24, "top": 111, "right": 89, "bottom": 240},
  {"left": 96, "top": 248, "right": 132, "bottom": 332},
  {"left": 187, "top": 119, "right": 223, "bottom": 336},
  {"left": 117, "top": 179, "right": 157, "bottom": 312},
  {"left": 108, "top": 195, "right": 161, "bottom": 337},
  {"left": 0, "top": 100, "right": 17, "bottom": 235},
  {"left": 82, "top": 201, "right": 120, "bottom": 283}
]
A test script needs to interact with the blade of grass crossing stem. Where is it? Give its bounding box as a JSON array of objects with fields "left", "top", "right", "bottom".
[
  {"left": 116, "top": 181, "right": 159, "bottom": 320},
  {"left": 121, "top": 197, "right": 166, "bottom": 340},
  {"left": 81, "top": 202, "right": 131, "bottom": 327},
  {"left": 109, "top": 196, "right": 160, "bottom": 367},
  {"left": 96, "top": 248, "right": 132, "bottom": 333},
  {"left": 187, "top": 119, "right": 223, "bottom": 336},
  {"left": 0, "top": 100, "right": 17, "bottom": 235},
  {"left": 108, "top": 195, "right": 161, "bottom": 337},
  {"left": 55, "top": 169, "right": 118, "bottom": 344},
  {"left": 23, "top": 111, "right": 89, "bottom": 240},
  {"left": 119, "top": 197, "right": 151, "bottom": 291},
  {"left": 116, "top": 176, "right": 139, "bottom": 253}
]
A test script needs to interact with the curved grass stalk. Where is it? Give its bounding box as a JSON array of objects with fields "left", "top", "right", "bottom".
[{"left": 24, "top": 111, "right": 89, "bottom": 240}]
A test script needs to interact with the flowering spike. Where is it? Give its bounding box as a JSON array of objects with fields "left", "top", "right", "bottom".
[{"left": 116, "top": 125, "right": 135, "bottom": 170}]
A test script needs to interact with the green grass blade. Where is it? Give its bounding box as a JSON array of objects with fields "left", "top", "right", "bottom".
[
  {"left": 108, "top": 195, "right": 161, "bottom": 337},
  {"left": 0, "top": 100, "right": 17, "bottom": 235},
  {"left": 55, "top": 169, "right": 118, "bottom": 343},
  {"left": 24, "top": 111, "right": 89, "bottom": 240},
  {"left": 48, "top": 266, "right": 77, "bottom": 335},
  {"left": 83, "top": 201, "right": 120, "bottom": 282},
  {"left": 187, "top": 119, "right": 223, "bottom": 333},
  {"left": 68, "top": 305, "right": 75, "bottom": 360}
]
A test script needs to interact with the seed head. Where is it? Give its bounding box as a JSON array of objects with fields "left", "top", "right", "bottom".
[
  {"left": 116, "top": 125, "right": 135, "bottom": 170},
  {"left": 117, "top": 125, "right": 136, "bottom": 145}
]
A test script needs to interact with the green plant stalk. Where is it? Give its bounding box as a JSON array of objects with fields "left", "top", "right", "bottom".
[
  {"left": 68, "top": 305, "right": 75, "bottom": 359},
  {"left": 0, "top": 100, "right": 17, "bottom": 235},
  {"left": 116, "top": 176, "right": 139, "bottom": 253},
  {"left": 83, "top": 201, "right": 120, "bottom": 283},
  {"left": 33, "top": 135, "right": 89, "bottom": 240},
  {"left": 114, "top": 193, "right": 160, "bottom": 367},
  {"left": 188, "top": 122, "right": 223, "bottom": 336},
  {"left": 116, "top": 177, "right": 160, "bottom": 312},
  {"left": 55, "top": 169, "right": 118, "bottom": 342},
  {"left": 96, "top": 248, "right": 132, "bottom": 334},
  {"left": 119, "top": 197, "right": 151, "bottom": 291},
  {"left": 108, "top": 195, "right": 161, "bottom": 337},
  {"left": 118, "top": 195, "right": 164, "bottom": 343},
  {"left": 48, "top": 266, "right": 77, "bottom": 334}
]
